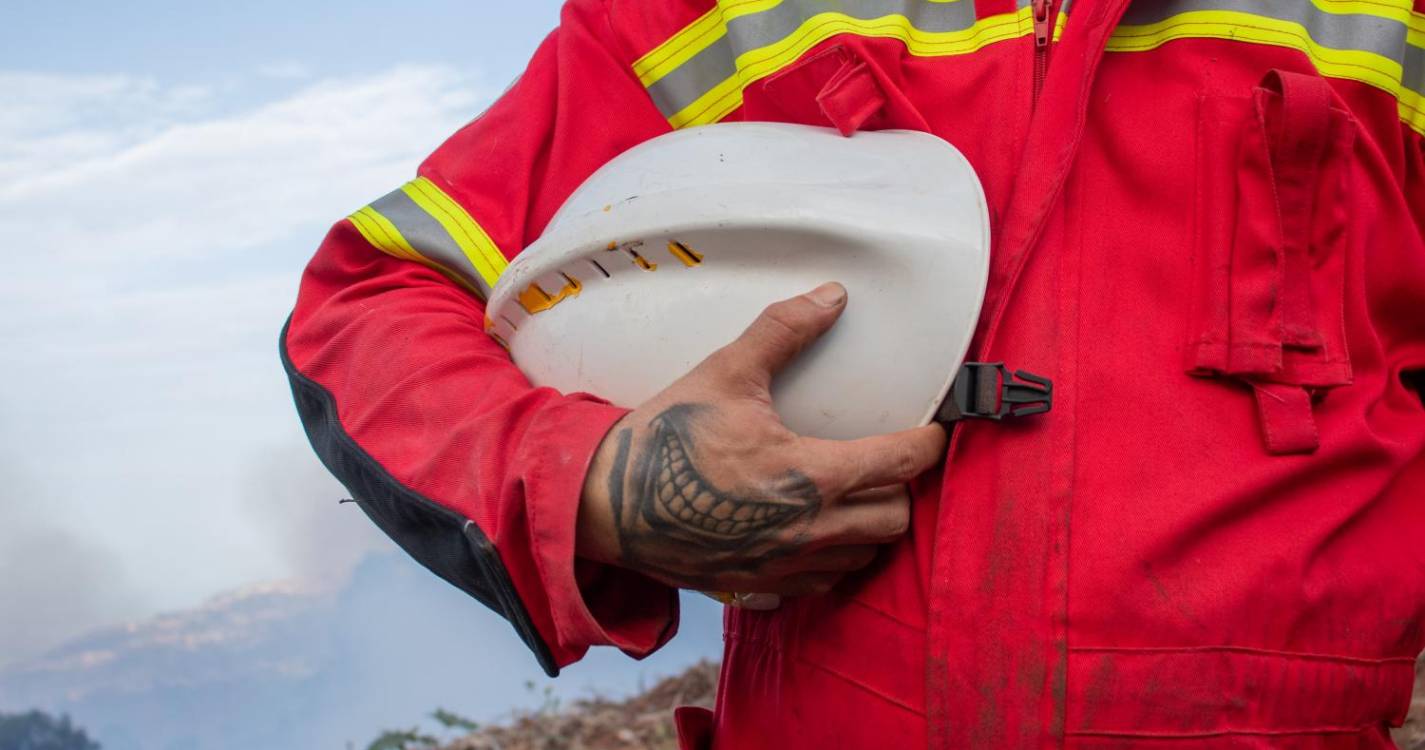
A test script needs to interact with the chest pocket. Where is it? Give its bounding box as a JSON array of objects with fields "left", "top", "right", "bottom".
[{"left": 1186, "top": 69, "right": 1358, "bottom": 455}]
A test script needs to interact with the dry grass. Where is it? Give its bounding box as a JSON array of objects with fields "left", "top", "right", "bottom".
[{"left": 440, "top": 661, "right": 717, "bottom": 750}]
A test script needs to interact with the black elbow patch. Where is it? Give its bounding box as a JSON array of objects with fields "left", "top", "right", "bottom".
[
  {"left": 279, "top": 316, "right": 559, "bottom": 677},
  {"left": 1403, "top": 368, "right": 1425, "bottom": 408}
]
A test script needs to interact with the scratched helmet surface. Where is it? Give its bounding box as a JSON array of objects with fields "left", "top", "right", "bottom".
[{"left": 486, "top": 122, "right": 990, "bottom": 440}]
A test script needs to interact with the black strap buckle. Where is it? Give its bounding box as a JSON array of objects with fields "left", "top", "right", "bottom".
[{"left": 936, "top": 362, "right": 1053, "bottom": 423}]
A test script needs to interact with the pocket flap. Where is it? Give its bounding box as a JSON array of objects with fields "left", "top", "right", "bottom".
[
  {"left": 743, "top": 44, "right": 888, "bottom": 135},
  {"left": 1187, "top": 69, "right": 1359, "bottom": 454}
]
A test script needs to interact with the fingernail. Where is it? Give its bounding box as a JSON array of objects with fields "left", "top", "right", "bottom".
[
  {"left": 807, "top": 282, "right": 846, "bottom": 307},
  {"left": 737, "top": 593, "right": 782, "bottom": 610}
]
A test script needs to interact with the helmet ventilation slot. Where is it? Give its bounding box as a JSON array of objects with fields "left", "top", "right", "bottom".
[{"left": 667, "top": 240, "right": 703, "bottom": 267}]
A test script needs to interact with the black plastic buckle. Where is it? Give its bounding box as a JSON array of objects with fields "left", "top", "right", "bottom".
[{"left": 936, "top": 362, "right": 1053, "bottom": 423}]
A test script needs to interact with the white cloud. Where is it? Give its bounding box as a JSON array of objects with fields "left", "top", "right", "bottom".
[
  {"left": 0, "top": 73, "right": 213, "bottom": 180},
  {"left": 0, "top": 63, "right": 492, "bottom": 353},
  {"left": 0, "top": 64, "right": 494, "bottom": 659},
  {"left": 1, "top": 65, "right": 486, "bottom": 264}
]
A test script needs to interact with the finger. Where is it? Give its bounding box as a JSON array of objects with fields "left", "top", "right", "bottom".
[
  {"left": 839, "top": 484, "right": 908, "bottom": 504},
  {"left": 715, "top": 283, "right": 847, "bottom": 384},
  {"left": 810, "top": 486, "right": 911, "bottom": 546},
  {"left": 771, "top": 572, "right": 844, "bottom": 597},
  {"left": 731, "top": 592, "right": 782, "bottom": 610},
  {"left": 762, "top": 544, "right": 880, "bottom": 575},
  {"left": 803, "top": 423, "right": 947, "bottom": 496},
  {"left": 697, "top": 590, "right": 781, "bottom": 611}
]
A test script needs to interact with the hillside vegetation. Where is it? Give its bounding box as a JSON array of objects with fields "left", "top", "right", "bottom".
[
  {"left": 427, "top": 661, "right": 717, "bottom": 750},
  {"left": 0, "top": 710, "right": 99, "bottom": 750}
]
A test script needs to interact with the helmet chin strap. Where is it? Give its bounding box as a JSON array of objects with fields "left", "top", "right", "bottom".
[{"left": 935, "top": 363, "right": 1053, "bottom": 424}]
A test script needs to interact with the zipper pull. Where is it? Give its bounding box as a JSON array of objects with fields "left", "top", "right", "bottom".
[
  {"left": 1032, "top": 0, "right": 1052, "bottom": 47},
  {"left": 1030, "top": 0, "right": 1054, "bottom": 105}
]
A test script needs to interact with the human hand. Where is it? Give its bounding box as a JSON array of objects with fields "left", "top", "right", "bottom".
[{"left": 576, "top": 283, "right": 947, "bottom": 606}]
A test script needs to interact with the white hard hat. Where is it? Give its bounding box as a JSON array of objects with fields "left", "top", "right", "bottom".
[{"left": 486, "top": 122, "right": 991, "bottom": 440}]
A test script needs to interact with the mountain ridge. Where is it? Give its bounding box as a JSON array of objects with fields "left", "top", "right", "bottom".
[{"left": 0, "top": 552, "right": 723, "bottom": 750}]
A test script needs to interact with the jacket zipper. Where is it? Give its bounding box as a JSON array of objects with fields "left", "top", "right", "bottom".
[{"left": 1031, "top": 0, "right": 1056, "bottom": 107}]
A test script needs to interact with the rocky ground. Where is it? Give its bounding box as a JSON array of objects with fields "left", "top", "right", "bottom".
[
  {"left": 438, "top": 657, "right": 1424, "bottom": 750},
  {"left": 1396, "top": 653, "right": 1425, "bottom": 750},
  {"left": 440, "top": 661, "right": 717, "bottom": 750}
]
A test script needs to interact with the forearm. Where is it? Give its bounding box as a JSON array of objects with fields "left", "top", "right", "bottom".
[{"left": 284, "top": 224, "right": 676, "bottom": 673}]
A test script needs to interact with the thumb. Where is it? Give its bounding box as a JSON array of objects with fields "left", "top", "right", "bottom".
[{"left": 720, "top": 283, "right": 848, "bottom": 383}]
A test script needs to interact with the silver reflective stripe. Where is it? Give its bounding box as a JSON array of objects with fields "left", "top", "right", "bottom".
[
  {"left": 1119, "top": 0, "right": 1412, "bottom": 76},
  {"left": 647, "top": 37, "right": 736, "bottom": 119},
  {"left": 1406, "top": 39, "right": 1425, "bottom": 94},
  {"left": 370, "top": 188, "right": 494, "bottom": 297},
  {"left": 644, "top": 0, "right": 1422, "bottom": 124},
  {"left": 647, "top": 0, "right": 1036, "bottom": 120}
]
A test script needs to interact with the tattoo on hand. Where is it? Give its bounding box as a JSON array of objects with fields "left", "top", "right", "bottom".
[
  {"left": 609, "top": 403, "right": 820, "bottom": 577},
  {"left": 607, "top": 427, "right": 633, "bottom": 531}
]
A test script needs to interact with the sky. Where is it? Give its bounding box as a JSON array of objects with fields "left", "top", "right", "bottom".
[{"left": 0, "top": 1, "right": 627, "bottom": 664}]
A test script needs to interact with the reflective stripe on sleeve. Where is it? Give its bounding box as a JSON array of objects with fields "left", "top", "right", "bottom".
[{"left": 347, "top": 177, "right": 510, "bottom": 299}]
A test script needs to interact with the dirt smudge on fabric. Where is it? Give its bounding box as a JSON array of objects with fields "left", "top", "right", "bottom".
[
  {"left": 978, "top": 496, "right": 1018, "bottom": 598},
  {"left": 1049, "top": 638, "right": 1068, "bottom": 741},
  {"left": 1078, "top": 652, "right": 1118, "bottom": 731},
  {"left": 1143, "top": 561, "right": 1208, "bottom": 633}
]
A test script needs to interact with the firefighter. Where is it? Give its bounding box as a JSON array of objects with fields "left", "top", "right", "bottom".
[{"left": 282, "top": 1, "right": 1425, "bottom": 747}]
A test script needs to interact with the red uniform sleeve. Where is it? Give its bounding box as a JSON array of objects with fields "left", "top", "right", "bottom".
[
  {"left": 1405, "top": 127, "right": 1425, "bottom": 402},
  {"left": 1409, "top": 128, "right": 1425, "bottom": 243},
  {"left": 280, "top": 0, "right": 677, "bottom": 675}
]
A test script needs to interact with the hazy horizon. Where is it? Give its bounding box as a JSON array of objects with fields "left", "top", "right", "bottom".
[{"left": 0, "top": 0, "right": 725, "bottom": 687}]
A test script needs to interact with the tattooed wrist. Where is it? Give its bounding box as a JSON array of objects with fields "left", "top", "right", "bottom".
[{"left": 607, "top": 403, "right": 820, "bottom": 580}]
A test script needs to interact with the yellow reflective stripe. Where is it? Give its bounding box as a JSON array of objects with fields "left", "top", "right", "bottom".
[
  {"left": 1311, "top": 0, "right": 1415, "bottom": 23},
  {"left": 667, "top": 6, "right": 1034, "bottom": 129},
  {"left": 1402, "top": 88, "right": 1424, "bottom": 134},
  {"left": 399, "top": 176, "right": 509, "bottom": 289},
  {"left": 634, "top": 6, "right": 726, "bottom": 86},
  {"left": 670, "top": 75, "right": 743, "bottom": 130},
  {"left": 1107, "top": 12, "right": 1401, "bottom": 91},
  {"left": 349, "top": 206, "right": 418, "bottom": 260},
  {"left": 1308, "top": 2, "right": 1424, "bottom": 44},
  {"left": 633, "top": 0, "right": 783, "bottom": 86},
  {"left": 1108, "top": 10, "right": 1425, "bottom": 135},
  {"left": 347, "top": 207, "right": 483, "bottom": 296}
]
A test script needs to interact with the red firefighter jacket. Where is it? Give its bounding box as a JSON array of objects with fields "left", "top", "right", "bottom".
[{"left": 281, "top": 0, "right": 1425, "bottom": 747}]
